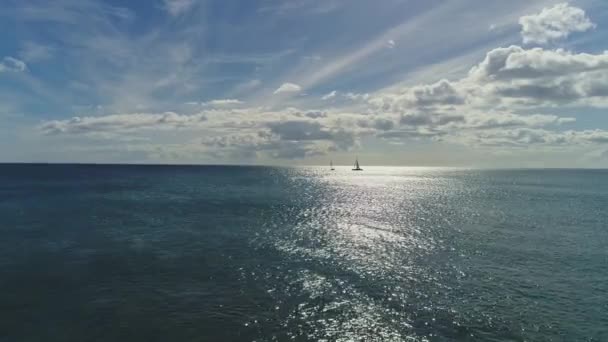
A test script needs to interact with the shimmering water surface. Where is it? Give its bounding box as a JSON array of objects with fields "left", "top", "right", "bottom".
[{"left": 1, "top": 165, "right": 607, "bottom": 341}]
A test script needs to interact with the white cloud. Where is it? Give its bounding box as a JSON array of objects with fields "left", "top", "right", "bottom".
[
  {"left": 464, "top": 128, "right": 608, "bottom": 148},
  {"left": 40, "top": 112, "right": 207, "bottom": 135},
  {"left": 201, "top": 117, "right": 356, "bottom": 160},
  {"left": 0, "top": 57, "right": 27, "bottom": 73},
  {"left": 461, "top": 112, "right": 574, "bottom": 130},
  {"left": 203, "top": 99, "right": 243, "bottom": 107},
  {"left": 321, "top": 90, "right": 337, "bottom": 100},
  {"left": 387, "top": 39, "right": 396, "bottom": 49},
  {"left": 273, "top": 82, "right": 302, "bottom": 95},
  {"left": 361, "top": 39, "right": 608, "bottom": 149},
  {"left": 393, "top": 110, "right": 572, "bottom": 133},
  {"left": 38, "top": 106, "right": 365, "bottom": 160},
  {"left": 469, "top": 46, "right": 608, "bottom": 81},
  {"left": 34, "top": 99, "right": 604, "bottom": 162},
  {"left": 398, "top": 79, "right": 466, "bottom": 108},
  {"left": 319, "top": 91, "right": 369, "bottom": 102},
  {"left": 343, "top": 92, "right": 370, "bottom": 101},
  {"left": 468, "top": 46, "right": 608, "bottom": 106},
  {"left": 163, "top": 0, "right": 197, "bottom": 16},
  {"left": 373, "top": 45, "right": 608, "bottom": 112},
  {"left": 519, "top": 3, "right": 595, "bottom": 45},
  {"left": 183, "top": 99, "right": 244, "bottom": 107},
  {"left": 300, "top": 111, "right": 327, "bottom": 119}
]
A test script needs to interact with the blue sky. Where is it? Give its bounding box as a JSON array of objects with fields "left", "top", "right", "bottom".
[{"left": 2, "top": 0, "right": 608, "bottom": 166}]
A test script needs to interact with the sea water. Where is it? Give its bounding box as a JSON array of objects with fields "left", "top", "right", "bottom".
[{"left": 0, "top": 165, "right": 606, "bottom": 341}]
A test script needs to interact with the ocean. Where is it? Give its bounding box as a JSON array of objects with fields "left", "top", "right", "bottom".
[{"left": 0, "top": 164, "right": 606, "bottom": 341}]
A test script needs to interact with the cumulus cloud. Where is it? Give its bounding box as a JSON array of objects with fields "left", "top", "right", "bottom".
[
  {"left": 301, "top": 111, "right": 327, "bottom": 119},
  {"left": 0, "top": 56, "right": 27, "bottom": 73},
  {"left": 268, "top": 120, "right": 332, "bottom": 141},
  {"left": 395, "top": 110, "right": 570, "bottom": 131},
  {"left": 39, "top": 106, "right": 363, "bottom": 159},
  {"left": 469, "top": 46, "right": 608, "bottom": 81},
  {"left": 373, "top": 45, "right": 608, "bottom": 112},
  {"left": 410, "top": 80, "right": 465, "bottom": 106},
  {"left": 199, "top": 117, "right": 356, "bottom": 160},
  {"left": 267, "top": 119, "right": 356, "bottom": 151},
  {"left": 470, "top": 46, "right": 608, "bottom": 106},
  {"left": 399, "top": 113, "right": 465, "bottom": 127},
  {"left": 274, "top": 82, "right": 302, "bottom": 95},
  {"left": 372, "top": 118, "right": 395, "bottom": 131},
  {"left": 402, "top": 79, "right": 466, "bottom": 108},
  {"left": 370, "top": 80, "right": 466, "bottom": 112},
  {"left": 366, "top": 62, "right": 583, "bottom": 146},
  {"left": 519, "top": 3, "right": 595, "bottom": 45}
]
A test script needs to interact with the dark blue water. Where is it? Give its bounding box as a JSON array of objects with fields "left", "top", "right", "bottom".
[{"left": 0, "top": 164, "right": 607, "bottom": 341}]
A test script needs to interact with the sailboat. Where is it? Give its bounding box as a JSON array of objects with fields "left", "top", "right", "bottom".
[
  {"left": 330, "top": 160, "right": 335, "bottom": 171},
  {"left": 352, "top": 157, "right": 363, "bottom": 171}
]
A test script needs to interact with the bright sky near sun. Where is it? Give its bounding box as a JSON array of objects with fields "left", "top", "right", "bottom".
[{"left": 2, "top": 0, "right": 608, "bottom": 167}]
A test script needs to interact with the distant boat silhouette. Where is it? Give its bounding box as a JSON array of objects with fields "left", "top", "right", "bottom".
[
  {"left": 352, "top": 157, "right": 363, "bottom": 171},
  {"left": 330, "top": 160, "right": 335, "bottom": 171}
]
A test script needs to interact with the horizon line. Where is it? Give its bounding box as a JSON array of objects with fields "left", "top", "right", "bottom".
[{"left": 0, "top": 162, "right": 607, "bottom": 170}]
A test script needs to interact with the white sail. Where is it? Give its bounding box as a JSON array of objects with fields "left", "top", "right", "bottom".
[{"left": 353, "top": 157, "right": 362, "bottom": 171}]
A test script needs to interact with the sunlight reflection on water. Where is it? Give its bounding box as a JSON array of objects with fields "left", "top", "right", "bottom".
[{"left": 255, "top": 167, "right": 466, "bottom": 341}]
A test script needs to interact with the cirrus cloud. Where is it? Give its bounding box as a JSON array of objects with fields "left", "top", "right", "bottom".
[
  {"left": 40, "top": 112, "right": 207, "bottom": 135},
  {"left": 163, "top": 0, "right": 197, "bottom": 16},
  {"left": 0, "top": 57, "right": 27, "bottom": 73}
]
